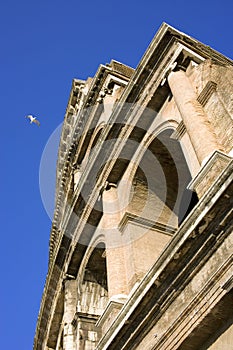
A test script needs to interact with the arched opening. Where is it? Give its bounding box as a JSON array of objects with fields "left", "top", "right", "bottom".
[
  {"left": 89, "top": 127, "right": 103, "bottom": 153},
  {"left": 129, "top": 129, "right": 197, "bottom": 229},
  {"left": 66, "top": 243, "right": 108, "bottom": 349},
  {"left": 73, "top": 126, "right": 104, "bottom": 191},
  {"left": 79, "top": 242, "right": 108, "bottom": 315},
  {"left": 81, "top": 126, "right": 104, "bottom": 168},
  {"left": 83, "top": 242, "right": 107, "bottom": 291}
]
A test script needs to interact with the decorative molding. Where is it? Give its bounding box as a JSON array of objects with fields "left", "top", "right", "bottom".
[
  {"left": 197, "top": 81, "right": 217, "bottom": 106},
  {"left": 118, "top": 212, "right": 176, "bottom": 236},
  {"left": 221, "top": 275, "right": 233, "bottom": 292},
  {"left": 96, "top": 295, "right": 128, "bottom": 329},
  {"left": 188, "top": 150, "right": 232, "bottom": 197},
  {"left": 171, "top": 121, "right": 186, "bottom": 140}
]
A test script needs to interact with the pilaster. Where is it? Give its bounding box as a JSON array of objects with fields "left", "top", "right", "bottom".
[
  {"left": 102, "top": 184, "right": 128, "bottom": 298},
  {"left": 63, "top": 279, "right": 78, "bottom": 350},
  {"left": 100, "top": 184, "right": 128, "bottom": 332},
  {"left": 167, "top": 70, "right": 223, "bottom": 165}
]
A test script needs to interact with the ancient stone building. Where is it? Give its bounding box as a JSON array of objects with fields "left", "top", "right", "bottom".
[{"left": 34, "top": 23, "right": 233, "bottom": 350}]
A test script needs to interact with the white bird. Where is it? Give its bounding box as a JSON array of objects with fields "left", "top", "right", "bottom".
[{"left": 25, "top": 114, "right": 40, "bottom": 126}]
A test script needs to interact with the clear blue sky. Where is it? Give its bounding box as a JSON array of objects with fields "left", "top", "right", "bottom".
[{"left": 0, "top": 1, "right": 232, "bottom": 349}]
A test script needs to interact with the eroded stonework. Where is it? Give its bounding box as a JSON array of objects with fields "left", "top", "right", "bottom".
[{"left": 34, "top": 23, "right": 233, "bottom": 350}]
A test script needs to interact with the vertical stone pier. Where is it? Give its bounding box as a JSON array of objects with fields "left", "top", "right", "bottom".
[
  {"left": 63, "top": 280, "right": 77, "bottom": 350},
  {"left": 168, "top": 70, "right": 231, "bottom": 197},
  {"left": 168, "top": 69, "right": 222, "bottom": 164},
  {"left": 97, "top": 184, "right": 128, "bottom": 333},
  {"left": 102, "top": 184, "right": 128, "bottom": 298}
]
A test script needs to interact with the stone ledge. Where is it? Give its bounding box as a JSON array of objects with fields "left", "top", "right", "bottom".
[
  {"left": 96, "top": 295, "right": 128, "bottom": 334},
  {"left": 118, "top": 212, "right": 176, "bottom": 236},
  {"left": 188, "top": 150, "right": 232, "bottom": 198}
]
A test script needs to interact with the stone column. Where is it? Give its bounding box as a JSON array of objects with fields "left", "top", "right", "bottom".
[
  {"left": 167, "top": 70, "right": 222, "bottom": 164},
  {"left": 102, "top": 184, "right": 128, "bottom": 298},
  {"left": 63, "top": 279, "right": 77, "bottom": 350},
  {"left": 97, "top": 185, "right": 128, "bottom": 333}
]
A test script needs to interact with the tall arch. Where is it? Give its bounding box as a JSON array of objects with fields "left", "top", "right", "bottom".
[
  {"left": 115, "top": 126, "right": 198, "bottom": 290},
  {"left": 77, "top": 239, "right": 108, "bottom": 314},
  {"left": 120, "top": 126, "right": 198, "bottom": 230}
]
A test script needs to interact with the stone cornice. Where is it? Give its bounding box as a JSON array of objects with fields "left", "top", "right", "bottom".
[
  {"left": 188, "top": 150, "right": 232, "bottom": 196},
  {"left": 118, "top": 212, "right": 175, "bottom": 236},
  {"left": 51, "top": 63, "right": 133, "bottom": 255},
  {"left": 96, "top": 295, "right": 128, "bottom": 329},
  {"left": 33, "top": 262, "right": 64, "bottom": 350},
  {"left": 116, "top": 22, "right": 232, "bottom": 107}
]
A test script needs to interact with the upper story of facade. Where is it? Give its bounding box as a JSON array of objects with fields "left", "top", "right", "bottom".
[{"left": 49, "top": 22, "right": 233, "bottom": 262}]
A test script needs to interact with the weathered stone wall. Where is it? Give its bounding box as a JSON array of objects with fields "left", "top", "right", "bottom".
[
  {"left": 122, "top": 222, "right": 172, "bottom": 289},
  {"left": 124, "top": 226, "right": 233, "bottom": 349},
  {"left": 187, "top": 60, "right": 233, "bottom": 154}
]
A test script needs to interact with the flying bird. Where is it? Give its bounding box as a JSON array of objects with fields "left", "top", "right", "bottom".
[{"left": 25, "top": 115, "right": 40, "bottom": 126}]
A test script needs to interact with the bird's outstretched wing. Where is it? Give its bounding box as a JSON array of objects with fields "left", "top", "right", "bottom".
[
  {"left": 25, "top": 115, "right": 33, "bottom": 121},
  {"left": 33, "top": 119, "right": 40, "bottom": 126}
]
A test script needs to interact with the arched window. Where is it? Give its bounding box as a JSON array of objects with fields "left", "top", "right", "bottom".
[
  {"left": 129, "top": 128, "right": 197, "bottom": 229},
  {"left": 78, "top": 242, "right": 108, "bottom": 315}
]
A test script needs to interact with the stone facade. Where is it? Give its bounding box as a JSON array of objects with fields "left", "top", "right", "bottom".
[{"left": 34, "top": 23, "right": 233, "bottom": 350}]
